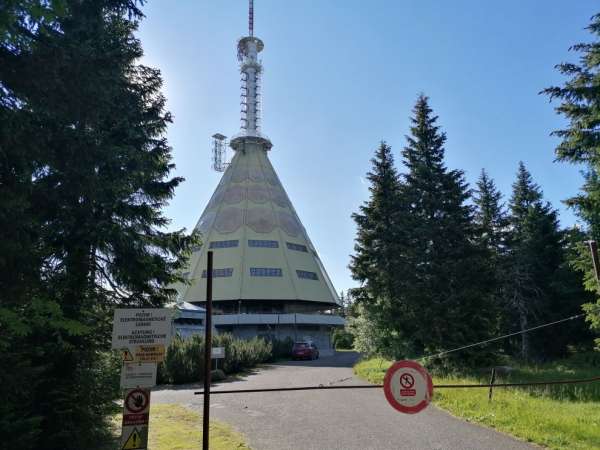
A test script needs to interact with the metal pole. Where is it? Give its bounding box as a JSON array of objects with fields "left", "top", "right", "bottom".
[
  {"left": 588, "top": 240, "right": 600, "bottom": 287},
  {"left": 488, "top": 367, "right": 496, "bottom": 402},
  {"left": 202, "top": 251, "right": 213, "bottom": 450}
]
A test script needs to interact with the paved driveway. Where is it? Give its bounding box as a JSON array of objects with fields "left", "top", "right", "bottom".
[{"left": 152, "top": 352, "right": 536, "bottom": 450}]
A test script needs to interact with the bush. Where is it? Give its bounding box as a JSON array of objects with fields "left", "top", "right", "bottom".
[
  {"left": 269, "top": 336, "right": 294, "bottom": 361},
  {"left": 161, "top": 333, "right": 272, "bottom": 384},
  {"left": 332, "top": 328, "right": 354, "bottom": 350},
  {"left": 211, "top": 369, "right": 226, "bottom": 382}
]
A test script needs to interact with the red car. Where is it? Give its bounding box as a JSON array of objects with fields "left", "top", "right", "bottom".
[{"left": 292, "top": 342, "right": 319, "bottom": 360}]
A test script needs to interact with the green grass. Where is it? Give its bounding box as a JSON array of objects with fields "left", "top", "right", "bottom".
[
  {"left": 109, "top": 404, "right": 250, "bottom": 450},
  {"left": 354, "top": 357, "right": 600, "bottom": 450}
]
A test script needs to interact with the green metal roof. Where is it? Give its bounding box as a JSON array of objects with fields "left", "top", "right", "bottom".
[{"left": 175, "top": 141, "right": 340, "bottom": 306}]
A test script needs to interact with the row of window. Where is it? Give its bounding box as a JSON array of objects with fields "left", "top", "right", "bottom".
[
  {"left": 296, "top": 270, "right": 319, "bottom": 280},
  {"left": 200, "top": 239, "right": 309, "bottom": 253},
  {"left": 249, "top": 239, "right": 278, "bottom": 248},
  {"left": 201, "top": 268, "right": 234, "bottom": 278},
  {"left": 286, "top": 242, "right": 308, "bottom": 252},
  {"left": 199, "top": 267, "right": 319, "bottom": 280},
  {"left": 209, "top": 240, "right": 238, "bottom": 249}
]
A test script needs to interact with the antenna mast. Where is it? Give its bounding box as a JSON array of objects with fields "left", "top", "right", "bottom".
[
  {"left": 212, "top": 0, "right": 272, "bottom": 165},
  {"left": 249, "top": 0, "right": 254, "bottom": 37}
]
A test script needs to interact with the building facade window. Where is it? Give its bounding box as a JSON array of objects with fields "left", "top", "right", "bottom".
[
  {"left": 286, "top": 242, "right": 308, "bottom": 252},
  {"left": 248, "top": 239, "right": 279, "bottom": 248},
  {"left": 209, "top": 239, "right": 239, "bottom": 249},
  {"left": 201, "top": 268, "right": 234, "bottom": 278},
  {"left": 296, "top": 270, "right": 318, "bottom": 280},
  {"left": 250, "top": 267, "right": 282, "bottom": 277}
]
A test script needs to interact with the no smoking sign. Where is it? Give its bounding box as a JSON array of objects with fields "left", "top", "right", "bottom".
[{"left": 383, "top": 360, "right": 433, "bottom": 414}]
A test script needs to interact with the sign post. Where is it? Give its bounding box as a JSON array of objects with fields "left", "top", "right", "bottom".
[
  {"left": 212, "top": 346, "right": 225, "bottom": 370},
  {"left": 203, "top": 251, "right": 214, "bottom": 450},
  {"left": 383, "top": 360, "right": 433, "bottom": 414},
  {"left": 120, "top": 363, "right": 158, "bottom": 389},
  {"left": 111, "top": 308, "right": 173, "bottom": 355},
  {"left": 120, "top": 387, "right": 151, "bottom": 449},
  {"left": 112, "top": 308, "right": 173, "bottom": 450}
]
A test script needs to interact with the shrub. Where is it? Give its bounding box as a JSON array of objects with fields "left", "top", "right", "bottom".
[
  {"left": 161, "top": 333, "right": 272, "bottom": 384},
  {"left": 270, "top": 336, "right": 294, "bottom": 360},
  {"left": 211, "top": 369, "right": 226, "bottom": 382},
  {"left": 332, "top": 328, "right": 354, "bottom": 350}
]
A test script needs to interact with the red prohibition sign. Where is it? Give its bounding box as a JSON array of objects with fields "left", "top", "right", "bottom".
[
  {"left": 383, "top": 360, "right": 433, "bottom": 414},
  {"left": 400, "top": 372, "right": 415, "bottom": 388},
  {"left": 125, "top": 388, "right": 149, "bottom": 414}
]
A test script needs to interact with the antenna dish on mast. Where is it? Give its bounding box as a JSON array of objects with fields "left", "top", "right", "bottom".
[{"left": 211, "top": 133, "right": 229, "bottom": 172}]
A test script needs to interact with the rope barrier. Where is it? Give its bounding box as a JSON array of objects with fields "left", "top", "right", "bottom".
[
  {"left": 192, "top": 312, "right": 597, "bottom": 397},
  {"left": 418, "top": 313, "right": 585, "bottom": 362},
  {"left": 194, "top": 375, "right": 600, "bottom": 395}
]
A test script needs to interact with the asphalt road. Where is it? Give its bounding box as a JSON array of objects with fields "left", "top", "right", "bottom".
[{"left": 152, "top": 352, "right": 536, "bottom": 450}]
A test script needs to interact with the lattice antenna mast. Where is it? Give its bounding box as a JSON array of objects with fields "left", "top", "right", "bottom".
[
  {"left": 211, "top": 133, "right": 229, "bottom": 172},
  {"left": 237, "top": 0, "right": 264, "bottom": 137},
  {"left": 249, "top": 0, "right": 254, "bottom": 37}
]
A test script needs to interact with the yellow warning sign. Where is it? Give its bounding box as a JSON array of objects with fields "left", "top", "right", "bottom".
[
  {"left": 121, "top": 348, "right": 134, "bottom": 362},
  {"left": 134, "top": 344, "right": 166, "bottom": 363},
  {"left": 122, "top": 428, "right": 145, "bottom": 449}
]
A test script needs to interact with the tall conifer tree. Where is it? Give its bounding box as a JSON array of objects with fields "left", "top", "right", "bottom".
[
  {"left": 473, "top": 169, "right": 507, "bottom": 337},
  {"left": 396, "top": 95, "right": 495, "bottom": 366},
  {"left": 350, "top": 142, "right": 405, "bottom": 354},
  {"left": 0, "top": 1, "right": 193, "bottom": 448},
  {"left": 506, "top": 163, "right": 564, "bottom": 360},
  {"left": 543, "top": 13, "right": 600, "bottom": 348}
]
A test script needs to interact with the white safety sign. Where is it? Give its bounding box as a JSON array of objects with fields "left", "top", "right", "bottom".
[
  {"left": 120, "top": 363, "right": 158, "bottom": 389},
  {"left": 111, "top": 308, "right": 173, "bottom": 351}
]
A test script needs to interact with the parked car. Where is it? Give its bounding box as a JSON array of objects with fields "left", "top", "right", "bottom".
[{"left": 292, "top": 341, "right": 319, "bottom": 360}]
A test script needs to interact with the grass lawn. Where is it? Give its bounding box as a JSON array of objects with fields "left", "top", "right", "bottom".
[
  {"left": 354, "top": 357, "right": 600, "bottom": 450},
  {"left": 109, "top": 403, "right": 250, "bottom": 450}
]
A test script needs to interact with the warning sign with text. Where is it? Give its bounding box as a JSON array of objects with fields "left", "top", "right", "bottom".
[{"left": 112, "top": 309, "right": 173, "bottom": 351}]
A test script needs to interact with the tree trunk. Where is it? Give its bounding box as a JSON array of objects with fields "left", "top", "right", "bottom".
[{"left": 519, "top": 309, "right": 529, "bottom": 361}]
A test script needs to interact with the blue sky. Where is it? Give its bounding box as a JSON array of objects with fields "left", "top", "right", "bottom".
[{"left": 137, "top": 0, "right": 598, "bottom": 294}]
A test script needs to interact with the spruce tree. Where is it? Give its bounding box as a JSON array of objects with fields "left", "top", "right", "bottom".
[
  {"left": 349, "top": 142, "right": 405, "bottom": 355},
  {"left": 506, "top": 163, "right": 565, "bottom": 360},
  {"left": 0, "top": 1, "right": 193, "bottom": 448},
  {"left": 543, "top": 13, "right": 600, "bottom": 348},
  {"left": 396, "top": 95, "right": 496, "bottom": 366},
  {"left": 350, "top": 141, "right": 402, "bottom": 301},
  {"left": 473, "top": 169, "right": 507, "bottom": 252},
  {"left": 473, "top": 169, "right": 508, "bottom": 339}
]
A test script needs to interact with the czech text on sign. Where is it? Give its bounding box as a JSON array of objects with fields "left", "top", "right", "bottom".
[
  {"left": 112, "top": 308, "right": 173, "bottom": 350},
  {"left": 121, "top": 388, "right": 150, "bottom": 449},
  {"left": 134, "top": 344, "right": 166, "bottom": 363},
  {"left": 383, "top": 360, "right": 433, "bottom": 414},
  {"left": 120, "top": 363, "right": 158, "bottom": 389},
  {"left": 212, "top": 346, "right": 225, "bottom": 359}
]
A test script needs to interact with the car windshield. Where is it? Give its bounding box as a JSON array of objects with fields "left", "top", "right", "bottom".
[{"left": 293, "top": 343, "right": 308, "bottom": 349}]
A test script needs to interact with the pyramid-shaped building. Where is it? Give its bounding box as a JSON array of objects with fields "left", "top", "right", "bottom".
[{"left": 175, "top": 2, "right": 343, "bottom": 353}]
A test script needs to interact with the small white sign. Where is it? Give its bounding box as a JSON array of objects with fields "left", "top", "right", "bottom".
[
  {"left": 112, "top": 308, "right": 173, "bottom": 351},
  {"left": 120, "top": 363, "right": 158, "bottom": 389},
  {"left": 211, "top": 347, "right": 225, "bottom": 359}
]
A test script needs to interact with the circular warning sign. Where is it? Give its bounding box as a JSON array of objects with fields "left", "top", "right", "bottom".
[
  {"left": 124, "top": 388, "right": 150, "bottom": 414},
  {"left": 383, "top": 360, "right": 433, "bottom": 414}
]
